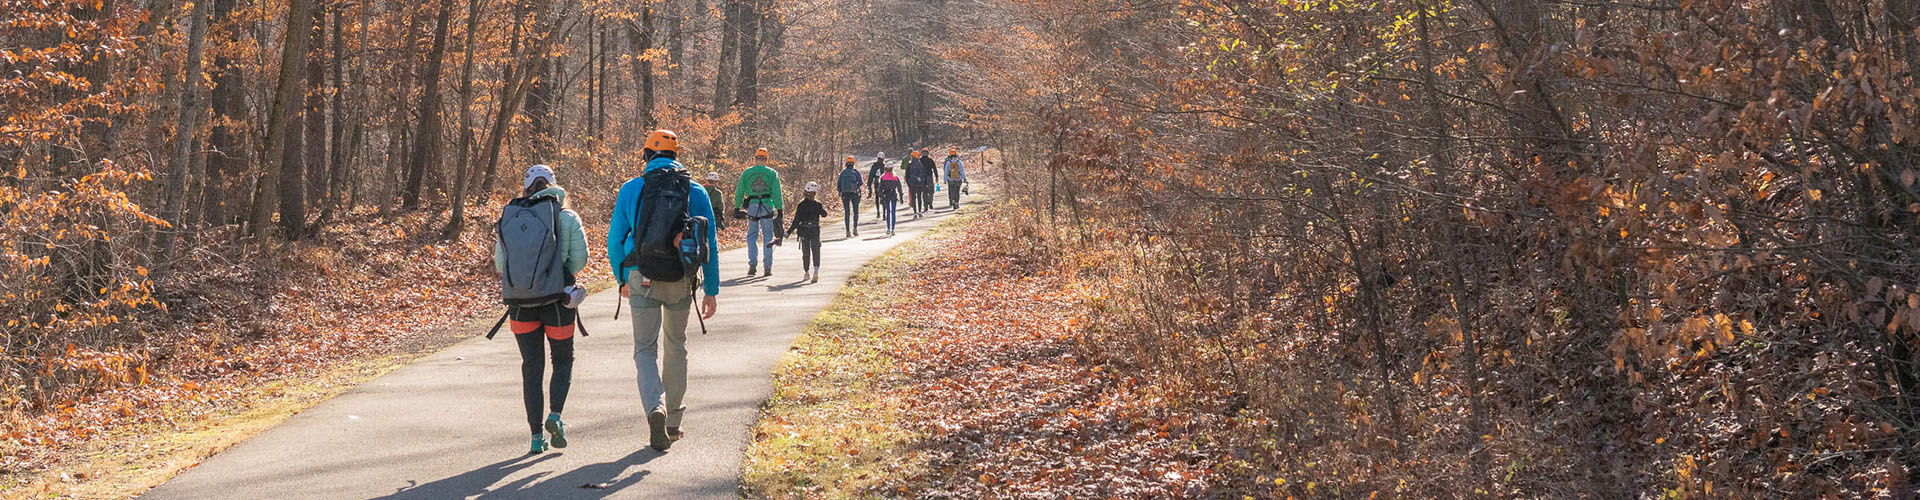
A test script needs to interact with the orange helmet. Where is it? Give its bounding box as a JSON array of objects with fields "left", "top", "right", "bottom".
[
  {"left": 911, "top": 151, "right": 922, "bottom": 158},
  {"left": 644, "top": 130, "right": 679, "bottom": 153},
  {"left": 949, "top": 147, "right": 959, "bottom": 155},
  {"left": 754, "top": 148, "right": 770, "bottom": 160},
  {"left": 844, "top": 155, "right": 856, "bottom": 163}
]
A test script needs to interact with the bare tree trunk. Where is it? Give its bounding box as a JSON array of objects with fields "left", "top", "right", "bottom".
[
  {"left": 442, "top": 0, "right": 484, "bottom": 240},
  {"left": 626, "top": 7, "right": 657, "bottom": 131},
  {"left": 301, "top": 4, "right": 328, "bottom": 222},
  {"left": 711, "top": 0, "right": 742, "bottom": 117},
  {"left": 202, "top": 0, "right": 247, "bottom": 231},
  {"left": 157, "top": 0, "right": 212, "bottom": 270},
  {"left": 249, "top": 0, "right": 319, "bottom": 239},
  {"left": 732, "top": 0, "right": 766, "bottom": 109},
  {"left": 316, "top": 2, "right": 348, "bottom": 227},
  {"left": 404, "top": 0, "right": 454, "bottom": 211}
]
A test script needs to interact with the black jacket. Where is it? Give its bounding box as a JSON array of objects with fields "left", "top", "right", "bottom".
[{"left": 787, "top": 198, "right": 829, "bottom": 237}]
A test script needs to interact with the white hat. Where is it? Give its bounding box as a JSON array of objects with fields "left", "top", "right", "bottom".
[
  {"left": 706, "top": 171, "right": 722, "bottom": 180},
  {"left": 522, "top": 165, "right": 555, "bottom": 189},
  {"left": 803, "top": 181, "right": 820, "bottom": 192},
  {"left": 876, "top": 152, "right": 886, "bottom": 158}
]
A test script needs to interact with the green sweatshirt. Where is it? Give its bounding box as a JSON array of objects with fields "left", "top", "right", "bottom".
[
  {"left": 493, "top": 186, "right": 588, "bottom": 276},
  {"left": 735, "top": 164, "right": 784, "bottom": 209}
]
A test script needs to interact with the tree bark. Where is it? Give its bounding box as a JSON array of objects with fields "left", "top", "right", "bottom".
[
  {"left": 443, "top": 0, "right": 485, "bottom": 239},
  {"left": 404, "top": 0, "right": 455, "bottom": 211},
  {"left": 626, "top": 7, "right": 657, "bottom": 131},
  {"left": 203, "top": 0, "right": 246, "bottom": 230},
  {"left": 732, "top": 0, "right": 765, "bottom": 109},
  {"left": 248, "top": 0, "right": 318, "bottom": 238},
  {"left": 302, "top": 4, "right": 328, "bottom": 219},
  {"left": 157, "top": 0, "right": 212, "bottom": 270},
  {"left": 711, "top": 0, "right": 742, "bottom": 116}
]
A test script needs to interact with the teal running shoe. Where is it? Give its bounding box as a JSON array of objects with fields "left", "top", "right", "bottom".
[
  {"left": 530, "top": 434, "right": 550, "bottom": 454},
  {"left": 545, "top": 414, "right": 569, "bottom": 449}
]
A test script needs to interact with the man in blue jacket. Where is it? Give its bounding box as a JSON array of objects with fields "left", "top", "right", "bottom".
[{"left": 607, "top": 129, "right": 721, "bottom": 451}]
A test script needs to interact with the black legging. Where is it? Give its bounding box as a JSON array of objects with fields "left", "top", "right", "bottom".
[
  {"left": 799, "top": 232, "right": 822, "bottom": 269},
  {"left": 516, "top": 329, "right": 573, "bottom": 434}
]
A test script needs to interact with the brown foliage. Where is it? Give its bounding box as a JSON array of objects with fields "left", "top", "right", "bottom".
[{"left": 939, "top": 0, "right": 1920, "bottom": 497}]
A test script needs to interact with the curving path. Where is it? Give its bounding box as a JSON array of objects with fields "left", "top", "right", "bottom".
[{"left": 139, "top": 177, "right": 975, "bottom": 499}]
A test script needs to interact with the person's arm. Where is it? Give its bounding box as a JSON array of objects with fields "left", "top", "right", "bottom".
[
  {"left": 692, "top": 186, "right": 721, "bottom": 297},
  {"left": 493, "top": 238, "right": 506, "bottom": 274},
  {"left": 607, "top": 180, "right": 635, "bottom": 284},
  {"left": 770, "top": 171, "right": 785, "bottom": 207},
  {"left": 561, "top": 209, "right": 589, "bottom": 275}
]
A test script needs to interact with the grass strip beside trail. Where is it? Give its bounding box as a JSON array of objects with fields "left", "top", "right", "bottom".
[
  {"left": 744, "top": 211, "right": 1223, "bottom": 498},
  {"left": 741, "top": 218, "right": 956, "bottom": 497}
]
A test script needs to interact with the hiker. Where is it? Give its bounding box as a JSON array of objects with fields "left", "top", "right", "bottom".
[
  {"left": 705, "top": 171, "right": 728, "bottom": 230},
  {"left": 788, "top": 182, "right": 829, "bottom": 283},
  {"left": 943, "top": 147, "right": 967, "bottom": 210},
  {"left": 609, "top": 130, "right": 722, "bottom": 452},
  {"left": 901, "top": 151, "right": 922, "bottom": 219},
  {"left": 494, "top": 165, "right": 589, "bottom": 454},
  {"left": 735, "top": 148, "right": 785, "bottom": 276},
  {"left": 915, "top": 148, "right": 939, "bottom": 215},
  {"left": 836, "top": 156, "right": 863, "bottom": 237},
  {"left": 868, "top": 153, "right": 888, "bottom": 221},
  {"left": 876, "top": 163, "right": 905, "bottom": 236}
]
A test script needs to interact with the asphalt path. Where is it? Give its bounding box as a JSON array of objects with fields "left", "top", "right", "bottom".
[{"left": 140, "top": 179, "right": 975, "bottom": 499}]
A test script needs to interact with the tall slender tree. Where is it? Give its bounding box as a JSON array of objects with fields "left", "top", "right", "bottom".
[{"left": 248, "top": 0, "right": 320, "bottom": 238}]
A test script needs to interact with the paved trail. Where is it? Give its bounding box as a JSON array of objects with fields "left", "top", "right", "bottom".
[{"left": 141, "top": 184, "right": 975, "bottom": 499}]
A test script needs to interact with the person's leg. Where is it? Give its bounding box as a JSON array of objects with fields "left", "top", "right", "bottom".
[
  {"left": 631, "top": 292, "right": 666, "bottom": 414},
  {"left": 800, "top": 236, "right": 813, "bottom": 274},
  {"left": 655, "top": 281, "right": 693, "bottom": 431},
  {"left": 885, "top": 201, "right": 897, "bottom": 232},
  {"left": 745, "top": 216, "right": 763, "bottom": 272},
  {"left": 757, "top": 217, "right": 776, "bottom": 271},
  {"left": 513, "top": 326, "right": 546, "bottom": 436},
  {"left": 543, "top": 311, "right": 575, "bottom": 448},
  {"left": 546, "top": 329, "right": 574, "bottom": 415},
  {"left": 949, "top": 181, "right": 962, "bottom": 208},
  {"left": 809, "top": 237, "right": 822, "bottom": 270}
]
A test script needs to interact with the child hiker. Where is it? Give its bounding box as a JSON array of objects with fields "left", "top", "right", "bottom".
[
  {"left": 788, "top": 182, "right": 829, "bottom": 283},
  {"left": 877, "top": 164, "right": 904, "bottom": 237}
]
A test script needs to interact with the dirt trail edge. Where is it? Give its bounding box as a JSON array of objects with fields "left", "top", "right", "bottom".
[{"left": 139, "top": 187, "right": 977, "bottom": 500}]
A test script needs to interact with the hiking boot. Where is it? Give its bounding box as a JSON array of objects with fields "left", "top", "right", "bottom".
[
  {"left": 667, "top": 427, "right": 684, "bottom": 442},
  {"left": 811, "top": 268, "right": 820, "bottom": 284},
  {"left": 762, "top": 267, "right": 772, "bottom": 277},
  {"left": 544, "top": 413, "right": 568, "bottom": 449},
  {"left": 648, "top": 407, "right": 671, "bottom": 451},
  {"left": 802, "top": 271, "right": 811, "bottom": 282},
  {"left": 747, "top": 265, "right": 757, "bottom": 277},
  {"left": 530, "top": 435, "right": 550, "bottom": 454}
]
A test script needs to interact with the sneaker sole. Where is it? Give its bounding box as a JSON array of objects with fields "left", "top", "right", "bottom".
[
  {"left": 648, "top": 411, "right": 670, "bottom": 451},
  {"left": 545, "top": 419, "right": 568, "bottom": 449}
]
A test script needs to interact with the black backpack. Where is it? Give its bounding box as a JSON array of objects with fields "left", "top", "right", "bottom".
[{"left": 623, "top": 165, "right": 710, "bottom": 283}]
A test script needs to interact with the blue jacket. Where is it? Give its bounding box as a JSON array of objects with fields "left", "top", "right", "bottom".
[{"left": 608, "top": 157, "right": 722, "bottom": 296}]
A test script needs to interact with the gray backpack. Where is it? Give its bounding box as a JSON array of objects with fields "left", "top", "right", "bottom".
[{"left": 497, "top": 197, "right": 570, "bottom": 307}]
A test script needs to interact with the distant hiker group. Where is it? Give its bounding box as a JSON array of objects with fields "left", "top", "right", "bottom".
[{"left": 489, "top": 130, "right": 974, "bottom": 455}]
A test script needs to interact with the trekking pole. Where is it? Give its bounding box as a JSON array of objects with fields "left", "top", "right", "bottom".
[{"left": 614, "top": 287, "right": 625, "bottom": 320}]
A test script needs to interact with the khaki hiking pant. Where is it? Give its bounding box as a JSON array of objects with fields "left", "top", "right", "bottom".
[{"left": 631, "top": 278, "right": 693, "bottom": 427}]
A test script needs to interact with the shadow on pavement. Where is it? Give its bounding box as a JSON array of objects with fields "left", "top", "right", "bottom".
[
  {"left": 717, "top": 276, "right": 767, "bottom": 287},
  {"left": 372, "top": 453, "right": 559, "bottom": 500},
  {"left": 484, "top": 448, "right": 661, "bottom": 499},
  {"left": 764, "top": 281, "right": 813, "bottom": 292}
]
